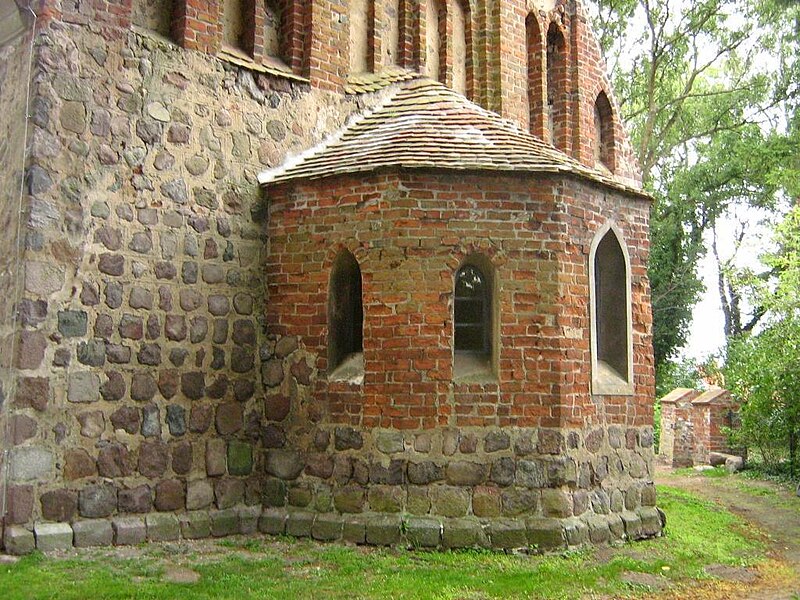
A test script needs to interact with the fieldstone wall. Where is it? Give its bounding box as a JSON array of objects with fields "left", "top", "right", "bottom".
[
  {"left": 0, "top": 16, "right": 35, "bottom": 544},
  {"left": 2, "top": 18, "right": 370, "bottom": 551},
  {"left": 2, "top": 0, "right": 663, "bottom": 554}
]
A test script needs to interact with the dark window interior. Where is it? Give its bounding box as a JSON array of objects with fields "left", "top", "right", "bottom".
[
  {"left": 455, "top": 265, "right": 489, "bottom": 354},
  {"left": 595, "top": 231, "right": 628, "bottom": 379},
  {"left": 328, "top": 251, "right": 363, "bottom": 371}
]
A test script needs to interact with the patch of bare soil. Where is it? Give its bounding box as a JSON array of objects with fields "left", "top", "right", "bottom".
[
  {"left": 654, "top": 466, "right": 800, "bottom": 600},
  {"left": 162, "top": 567, "right": 201, "bottom": 584}
]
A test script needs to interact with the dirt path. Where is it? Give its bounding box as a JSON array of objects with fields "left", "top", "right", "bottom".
[{"left": 655, "top": 466, "right": 800, "bottom": 600}]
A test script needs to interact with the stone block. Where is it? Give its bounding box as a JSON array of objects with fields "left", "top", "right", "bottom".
[
  {"left": 488, "top": 519, "right": 527, "bottom": 549},
  {"left": 9, "top": 447, "right": 54, "bottom": 482},
  {"left": 562, "top": 518, "right": 588, "bottom": 547},
  {"left": 430, "top": 486, "right": 469, "bottom": 518},
  {"left": 725, "top": 455, "right": 745, "bottom": 473},
  {"left": 180, "top": 512, "right": 211, "bottom": 540},
  {"left": 266, "top": 450, "right": 304, "bottom": 480},
  {"left": 187, "top": 480, "right": 214, "bottom": 510},
  {"left": 210, "top": 509, "right": 240, "bottom": 537},
  {"left": 262, "top": 478, "right": 286, "bottom": 507},
  {"left": 526, "top": 517, "right": 566, "bottom": 552},
  {"left": 227, "top": 441, "right": 253, "bottom": 476},
  {"left": 442, "top": 518, "right": 486, "bottom": 549},
  {"left": 258, "top": 509, "right": 287, "bottom": 536},
  {"left": 146, "top": 514, "right": 180, "bottom": 542},
  {"left": 333, "top": 486, "right": 365, "bottom": 513},
  {"left": 342, "top": 518, "right": 366, "bottom": 544},
  {"left": 206, "top": 439, "right": 227, "bottom": 476},
  {"left": 79, "top": 483, "right": 117, "bottom": 518},
  {"left": 620, "top": 511, "right": 642, "bottom": 539},
  {"left": 73, "top": 520, "right": 113, "bottom": 548},
  {"left": 34, "top": 522, "right": 73, "bottom": 551},
  {"left": 484, "top": 431, "right": 510, "bottom": 452},
  {"left": 407, "top": 461, "right": 444, "bottom": 485},
  {"left": 368, "top": 485, "right": 404, "bottom": 513},
  {"left": 68, "top": 371, "right": 100, "bottom": 403},
  {"left": 516, "top": 460, "right": 547, "bottom": 488},
  {"left": 586, "top": 515, "right": 611, "bottom": 544},
  {"left": 118, "top": 485, "right": 152, "bottom": 514},
  {"left": 238, "top": 506, "right": 261, "bottom": 535},
  {"left": 215, "top": 477, "right": 245, "bottom": 509},
  {"left": 112, "top": 517, "right": 146, "bottom": 545},
  {"left": 375, "top": 430, "right": 404, "bottom": 454},
  {"left": 445, "top": 461, "right": 487, "bottom": 486},
  {"left": 472, "top": 486, "right": 502, "bottom": 518},
  {"left": 541, "top": 489, "right": 572, "bottom": 518},
  {"left": 4, "top": 526, "right": 35, "bottom": 555},
  {"left": 312, "top": 515, "right": 343, "bottom": 541},
  {"left": 40, "top": 489, "right": 78, "bottom": 522},
  {"left": 501, "top": 488, "right": 539, "bottom": 516},
  {"left": 404, "top": 517, "right": 441, "bottom": 548},
  {"left": 365, "top": 515, "right": 401, "bottom": 546},
  {"left": 6, "top": 486, "right": 33, "bottom": 524},
  {"left": 489, "top": 457, "right": 515, "bottom": 487},
  {"left": 608, "top": 514, "right": 625, "bottom": 541},
  {"left": 155, "top": 480, "right": 185, "bottom": 511},
  {"left": 638, "top": 507, "right": 663, "bottom": 537},
  {"left": 286, "top": 512, "right": 314, "bottom": 538}
]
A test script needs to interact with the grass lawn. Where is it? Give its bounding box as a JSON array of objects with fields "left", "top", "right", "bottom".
[{"left": 0, "top": 486, "right": 765, "bottom": 600}]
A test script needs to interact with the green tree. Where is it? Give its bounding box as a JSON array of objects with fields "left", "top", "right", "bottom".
[
  {"left": 724, "top": 318, "right": 800, "bottom": 475},
  {"left": 592, "top": 0, "right": 798, "bottom": 367}
]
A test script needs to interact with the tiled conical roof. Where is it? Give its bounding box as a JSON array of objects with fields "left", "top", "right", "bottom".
[{"left": 258, "top": 78, "right": 647, "bottom": 197}]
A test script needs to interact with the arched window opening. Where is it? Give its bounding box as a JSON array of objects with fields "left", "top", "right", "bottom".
[
  {"left": 454, "top": 258, "right": 496, "bottom": 380},
  {"left": 264, "top": 0, "right": 282, "bottom": 60},
  {"left": 452, "top": 0, "right": 468, "bottom": 95},
  {"left": 526, "top": 12, "right": 544, "bottom": 136},
  {"left": 131, "top": 0, "right": 174, "bottom": 38},
  {"left": 350, "top": 0, "right": 372, "bottom": 73},
  {"left": 590, "top": 226, "right": 632, "bottom": 395},
  {"left": 546, "top": 22, "right": 566, "bottom": 149},
  {"left": 223, "top": 0, "right": 250, "bottom": 56},
  {"left": 426, "top": 0, "right": 444, "bottom": 82},
  {"left": 328, "top": 251, "right": 364, "bottom": 381},
  {"left": 594, "top": 91, "right": 615, "bottom": 171}
]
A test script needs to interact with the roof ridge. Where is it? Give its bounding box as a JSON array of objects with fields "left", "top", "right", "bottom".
[{"left": 258, "top": 77, "right": 649, "bottom": 199}]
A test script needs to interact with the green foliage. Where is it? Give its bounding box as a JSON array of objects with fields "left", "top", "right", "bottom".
[
  {"left": 592, "top": 0, "right": 800, "bottom": 373},
  {"left": 724, "top": 317, "right": 800, "bottom": 475},
  {"left": 0, "top": 487, "right": 764, "bottom": 600}
]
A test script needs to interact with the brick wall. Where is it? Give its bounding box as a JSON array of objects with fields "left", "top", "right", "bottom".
[
  {"left": 659, "top": 389, "right": 741, "bottom": 467},
  {"left": 258, "top": 170, "right": 660, "bottom": 541}
]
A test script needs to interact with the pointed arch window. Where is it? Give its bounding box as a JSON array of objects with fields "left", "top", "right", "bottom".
[
  {"left": 526, "top": 12, "right": 545, "bottom": 136},
  {"left": 222, "top": 0, "right": 250, "bottom": 56},
  {"left": 426, "top": 0, "right": 444, "bottom": 82},
  {"left": 454, "top": 257, "right": 496, "bottom": 381},
  {"left": 328, "top": 251, "right": 364, "bottom": 381},
  {"left": 350, "top": 0, "right": 373, "bottom": 73},
  {"left": 451, "top": 0, "right": 469, "bottom": 96},
  {"left": 590, "top": 225, "right": 633, "bottom": 395},
  {"left": 264, "top": 0, "right": 283, "bottom": 60},
  {"left": 546, "top": 22, "right": 567, "bottom": 150},
  {"left": 594, "top": 91, "right": 615, "bottom": 171}
]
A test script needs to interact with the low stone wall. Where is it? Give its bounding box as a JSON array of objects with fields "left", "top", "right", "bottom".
[{"left": 4, "top": 503, "right": 664, "bottom": 555}]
